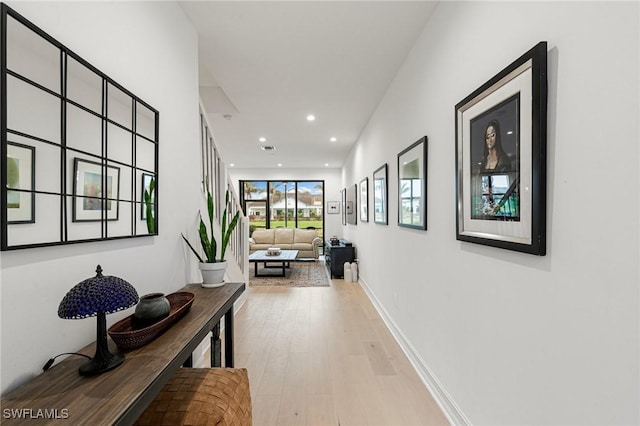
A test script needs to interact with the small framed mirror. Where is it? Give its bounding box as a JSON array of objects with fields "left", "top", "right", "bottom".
[
  {"left": 373, "top": 163, "right": 388, "bottom": 225},
  {"left": 359, "top": 177, "right": 368, "bottom": 223},
  {"left": 397, "top": 136, "right": 427, "bottom": 230}
]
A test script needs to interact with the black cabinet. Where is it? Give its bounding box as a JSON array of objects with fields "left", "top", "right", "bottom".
[{"left": 325, "top": 240, "right": 355, "bottom": 278}]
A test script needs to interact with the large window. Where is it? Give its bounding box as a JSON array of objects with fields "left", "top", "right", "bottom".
[{"left": 241, "top": 180, "right": 324, "bottom": 238}]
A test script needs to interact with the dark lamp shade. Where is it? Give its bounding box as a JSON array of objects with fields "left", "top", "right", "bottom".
[{"left": 58, "top": 265, "right": 139, "bottom": 319}]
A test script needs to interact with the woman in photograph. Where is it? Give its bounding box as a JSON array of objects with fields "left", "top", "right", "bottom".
[{"left": 481, "top": 119, "right": 512, "bottom": 172}]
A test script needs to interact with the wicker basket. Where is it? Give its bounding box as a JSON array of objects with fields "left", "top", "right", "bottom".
[
  {"left": 134, "top": 368, "right": 252, "bottom": 426},
  {"left": 108, "top": 292, "right": 195, "bottom": 351}
]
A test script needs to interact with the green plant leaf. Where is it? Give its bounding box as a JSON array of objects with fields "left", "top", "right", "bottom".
[
  {"left": 144, "top": 178, "right": 155, "bottom": 234},
  {"left": 182, "top": 188, "right": 240, "bottom": 264},
  {"left": 198, "top": 218, "right": 214, "bottom": 262},
  {"left": 220, "top": 210, "right": 240, "bottom": 261},
  {"left": 181, "top": 233, "right": 204, "bottom": 263}
]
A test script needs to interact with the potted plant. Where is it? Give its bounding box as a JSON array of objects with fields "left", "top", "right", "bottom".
[{"left": 182, "top": 189, "right": 240, "bottom": 287}]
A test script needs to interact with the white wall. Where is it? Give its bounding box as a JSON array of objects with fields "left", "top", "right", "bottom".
[
  {"left": 1, "top": 2, "right": 203, "bottom": 394},
  {"left": 342, "top": 2, "right": 639, "bottom": 425},
  {"left": 228, "top": 167, "right": 343, "bottom": 240}
]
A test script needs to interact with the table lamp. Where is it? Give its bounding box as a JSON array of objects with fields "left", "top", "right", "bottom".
[{"left": 58, "top": 265, "right": 138, "bottom": 376}]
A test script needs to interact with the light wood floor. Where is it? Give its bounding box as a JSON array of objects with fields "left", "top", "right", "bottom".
[{"left": 224, "top": 275, "right": 450, "bottom": 426}]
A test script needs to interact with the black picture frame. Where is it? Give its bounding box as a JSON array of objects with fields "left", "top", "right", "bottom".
[
  {"left": 359, "top": 177, "right": 368, "bottom": 222},
  {"left": 373, "top": 163, "right": 388, "bottom": 225},
  {"left": 72, "top": 158, "right": 120, "bottom": 222},
  {"left": 341, "top": 188, "right": 347, "bottom": 225},
  {"left": 327, "top": 201, "right": 340, "bottom": 214},
  {"left": 6, "top": 142, "right": 35, "bottom": 224},
  {"left": 398, "top": 137, "right": 428, "bottom": 230},
  {"left": 455, "top": 41, "right": 547, "bottom": 255},
  {"left": 346, "top": 184, "right": 357, "bottom": 225}
]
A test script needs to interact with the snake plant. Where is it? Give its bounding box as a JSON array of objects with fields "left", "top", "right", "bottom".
[{"left": 182, "top": 189, "right": 240, "bottom": 263}]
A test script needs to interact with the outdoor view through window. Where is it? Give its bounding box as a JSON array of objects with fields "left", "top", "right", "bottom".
[{"left": 241, "top": 180, "right": 324, "bottom": 240}]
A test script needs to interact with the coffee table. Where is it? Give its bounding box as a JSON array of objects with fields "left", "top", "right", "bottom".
[{"left": 249, "top": 250, "right": 299, "bottom": 277}]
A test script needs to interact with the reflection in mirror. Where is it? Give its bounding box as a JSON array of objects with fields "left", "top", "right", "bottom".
[
  {"left": 2, "top": 4, "right": 159, "bottom": 250},
  {"left": 136, "top": 137, "right": 156, "bottom": 172},
  {"left": 107, "top": 83, "right": 132, "bottom": 129},
  {"left": 67, "top": 56, "right": 102, "bottom": 114},
  {"left": 8, "top": 193, "right": 61, "bottom": 245},
  {"left": 136, "top": 171, "right": 155, "bottom": 236},
  {"left": 373, "top": 163, "right": 388, "bottom": 225},
  {"left": 397, "top": 137, "right": 427, "bottom": 230},
  {"left": 108, "top": 123, "right": 133, "bottom": 165},
  {"left": 72, "top": 158, "right": 120, "bottom": 223},
  {"left": 7, "top": 75, "right": 61, "bottom": 143},
  {"left": 67, "top": 103, "right": 102, "bottom": 155},
  {"left": 6, "top": 142, "right": 35, "bottom": 224},
  {"left": 6, "top": 15, "right": 60, "bottom": 93},
  {"left": 136, "top": 103, "right": 156, "bottom": 141}
]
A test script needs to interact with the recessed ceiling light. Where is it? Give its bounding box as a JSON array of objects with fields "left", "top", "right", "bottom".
[
  {"left": 277, "top": 163, "right": 282, "bottom": 167},
  {"left": 259, "top": 137, "right": 266, "bottom": 142},
  {"left": 306, "top": 114, "right": 316, "bottom": 122},
  {"left": 330, "top": 137, "right": 337, "bottom": 142},
  {"left": 230, "top": 163, "right": 235, "bottom": 167},
  {"left": 324, "top": 163, "right": 329, "bottom": 167}
]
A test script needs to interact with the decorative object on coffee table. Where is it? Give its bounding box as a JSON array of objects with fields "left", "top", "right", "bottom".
[
  {"left": 58, "top": 265, "right": 138, "bottom": 376},
  {"left": 266, "top": 247, "right": 281, "bottom": 256}
]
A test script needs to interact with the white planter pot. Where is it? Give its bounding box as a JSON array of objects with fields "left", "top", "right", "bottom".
[{"left": 199, "top": 261, "right": 227, "bottom": 288}]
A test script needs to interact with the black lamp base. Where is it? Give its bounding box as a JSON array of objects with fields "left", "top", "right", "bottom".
[
  {"left": 79, "top": 311, "right": 125, "bottom": 376},
  {"left": 79, "top": 353, "right": 124, "bottom": 376}
]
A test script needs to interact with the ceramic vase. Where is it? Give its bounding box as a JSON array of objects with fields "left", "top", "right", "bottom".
[
  {"left": 200, "top": 261, "right": 227, "bottom": 288},
  {"left": 134, "top": 293, "right": 170, "bottom": 327}
]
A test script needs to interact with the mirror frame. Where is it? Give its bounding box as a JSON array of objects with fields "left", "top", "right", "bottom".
[
  {"left": 1, "top": 4, "right": 159, "bottom": 250},
  {"left": 373, "top": 163, "right": 388, "bottom": 225},
  {"left": 397, "top": 136, "right": 428, "bottom": 230}
]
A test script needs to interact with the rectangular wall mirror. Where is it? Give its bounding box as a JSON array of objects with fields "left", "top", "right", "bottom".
[
  {"left": 1, "top": 4, "right": 159, "bottom": 250},
  {"left": 397, "top": 136, "right": 427, "bottom": 230},
  {"left": 373, "top": 163, "right": 388, "bottom": 225}
]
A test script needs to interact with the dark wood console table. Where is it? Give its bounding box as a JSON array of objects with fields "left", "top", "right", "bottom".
[
  {"left": 0, "top": 282, "right": 245, "bottom": 425},
  {"left": 325, "top": 240, "right": 355, "bottom": 278}
]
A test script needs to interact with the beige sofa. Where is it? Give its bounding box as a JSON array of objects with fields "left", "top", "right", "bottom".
[{"left": 249, "top": 228, "right": 322, "bottom": 259}]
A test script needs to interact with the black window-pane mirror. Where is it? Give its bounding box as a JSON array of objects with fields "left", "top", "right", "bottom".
[{"left": 1, "top": 4, "right": 159, "bottom": 250}]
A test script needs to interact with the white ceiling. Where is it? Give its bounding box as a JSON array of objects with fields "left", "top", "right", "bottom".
[{"left": 179, "top": 1, "right": 437, "bottom": 169}]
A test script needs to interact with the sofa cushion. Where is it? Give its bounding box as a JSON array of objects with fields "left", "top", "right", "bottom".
[
  {"left": 293, "top": 229, "right": 318, "bottom": 244},
  {"left": 274, "top": 228, "right": 294, "bottom": 244},
  {"left": 252, "top": 229, "right": 274, "bottom": 244}
]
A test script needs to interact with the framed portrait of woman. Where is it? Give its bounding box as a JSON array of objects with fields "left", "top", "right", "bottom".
[{"left": 455, "top": 41, "right": 547, "bottom": 255}]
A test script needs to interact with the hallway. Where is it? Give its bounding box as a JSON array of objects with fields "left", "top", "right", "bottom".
[{"left": 232, "top": 277, "right": 449, "bottom": 425}]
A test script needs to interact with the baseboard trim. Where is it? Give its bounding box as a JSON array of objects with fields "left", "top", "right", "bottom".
[{"left": 358, "top": 277, "right": 470, "bottom": 426}]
